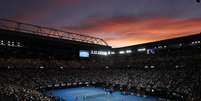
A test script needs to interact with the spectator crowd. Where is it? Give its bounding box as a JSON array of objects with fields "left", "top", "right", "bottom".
[{"left": 0, "top": 65, "right": 200, "bottom": 101}]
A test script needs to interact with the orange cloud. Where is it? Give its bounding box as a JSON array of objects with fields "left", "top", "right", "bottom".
[{"left": 63, "top": 17, "right": 201, "bottom": 47}]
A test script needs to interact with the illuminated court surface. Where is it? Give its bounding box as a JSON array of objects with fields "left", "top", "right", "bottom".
[{"left": 46, "top": 87, "right": 160, "bottom": 101}]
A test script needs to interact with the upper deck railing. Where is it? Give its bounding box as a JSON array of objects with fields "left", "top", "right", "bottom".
[{"left": 0, "top": 18, "right": 108, "bottom": 46}]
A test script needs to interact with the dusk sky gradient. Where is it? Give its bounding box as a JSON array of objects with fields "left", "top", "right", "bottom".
[{"left": 0, "top": 0, "right": 201, "bottom": 47}]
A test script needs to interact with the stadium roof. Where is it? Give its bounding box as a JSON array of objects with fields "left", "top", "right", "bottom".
[{"left": 0, "top": 18, "right": 108, "bottom": 46}]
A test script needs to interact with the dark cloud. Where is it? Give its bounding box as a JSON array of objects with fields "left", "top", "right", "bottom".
[{"left": 0, "top": 0, "right": 201, "bottom": 47}]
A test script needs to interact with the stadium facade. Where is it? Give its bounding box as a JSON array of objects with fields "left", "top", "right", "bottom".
[{"left": 0, "top": 19, "right": 201, "bottom": 101}]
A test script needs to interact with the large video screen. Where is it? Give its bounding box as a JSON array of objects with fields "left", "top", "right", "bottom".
[
  {"left": 79, "top": 50, "right": 89, "bottom": 58},
  {"left": 147, "top": 49, "right": 156, "bottom": 54}
]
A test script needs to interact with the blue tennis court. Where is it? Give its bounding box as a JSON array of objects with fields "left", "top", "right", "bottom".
[{"left": 46, "top": 87, "right": 160, "bottom": 101}]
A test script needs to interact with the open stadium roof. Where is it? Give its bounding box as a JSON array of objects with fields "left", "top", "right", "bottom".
[{"left": 0, "top": 18, "right": 108, "bottom": 46}]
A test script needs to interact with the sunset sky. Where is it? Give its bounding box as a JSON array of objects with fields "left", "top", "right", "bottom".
[{"left": 0, "top": 0, "right": 201, "bottom": 47}]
